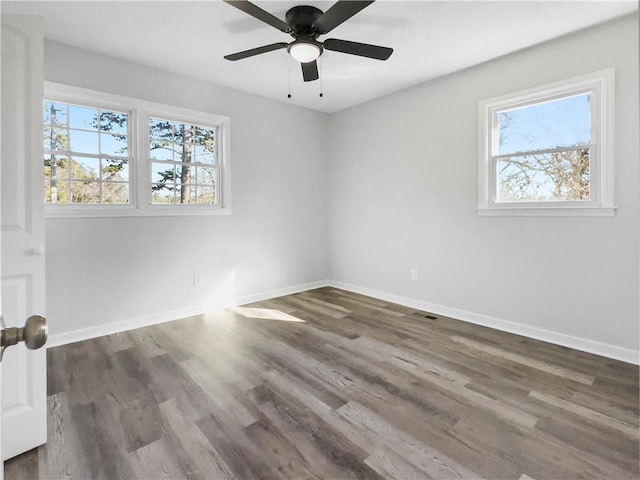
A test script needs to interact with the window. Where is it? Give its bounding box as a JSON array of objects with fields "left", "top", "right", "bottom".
[
  {"left": 478, "top": 69, "right": 614, "bottom": 216},
  {"left": 44, "top": 82, "right": 231, "bottom": 217},
  {"left": 149, "top": 117, "right": 218, "bottom": 205},
  {"left": 44, "top": 102, "right": 131, "bottom": 205}
]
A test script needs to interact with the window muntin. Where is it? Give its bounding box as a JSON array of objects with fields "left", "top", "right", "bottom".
[
  {"left": 149, "top": 117, "right": 218, "bottom": 205},
  {"left": 478, "top": 69, "right": 614, "bottom": 216},
  {"left": 43, "top": 101, "right": 131, "bottom": 205}
]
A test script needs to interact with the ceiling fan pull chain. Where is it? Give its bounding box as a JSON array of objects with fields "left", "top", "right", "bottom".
[
  {"left": 287, "top": 68, "right": 292, "bottom": 99},
  {"left": 319, "top": 57, "right": 324, "bottom": 98}
]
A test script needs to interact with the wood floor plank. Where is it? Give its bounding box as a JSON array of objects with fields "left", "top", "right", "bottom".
[
  {"left": 351, "top": 335, "right": 472, "bottom": 385},
  {"left": 46, "top": 347, "right": 71, "bottom": 396},
  {"left": 246, "top": 386, "right": 365, "bottom": 480},
  {"left": 127, "top": 437, "right": 187, "bottom": 480},
  {"left": 252, "top": 387, "right": 384, "bottom": 479},
  {"left": 41, "top": 393, "right": 92, "bottom": 479},
  {"left": 451, "top": 335, "right": 596, "bottom": 385},
  {"left": 127, "top": 329, "right": 167, "bottom": 358},
  {"left": 331, "top": 339, "right": 539, "bottom": 430},
  {"left": 4, "top": 448, "right": 38, "bottom": 480},
  {"left": 66, "top": 397, "right": 133, "bottom": 479},
  {"left": 102, "top": 331, "right": 136, "bottom": 353},
  {"left": 180, "top": 356, "right": 258, "bottom": 428},
  {"left": 529, "top": 390, "right": 639, "bottom": 439},
  {"left": 534, "top": 415, "right": 639, "bottom": 473},
  {"left": 451, "top": 412, "right": 632, "bottom": 479},
  {"left": 243, "top": 416, "right": 321, "bottom": 479},
  {"left": 337, "top": 400, "right": 478, "bottom": 479},
  {"left": 364, "top": 445, "right": 430, "bottom": 480},
  {"left": 119, "top": 396, "right": 164, "bottom": 453},
  {"left": 260, "top": 369, "right": 376, "bottom": 456},
  {"left": 13, "top": 287, "right": 638, "bottom": 479},
  {"left": 196, "top": 413, "right": 287, "bottom": 480},
  {"left": 158, "top": 398, "right": 236, "bottom": 480}
]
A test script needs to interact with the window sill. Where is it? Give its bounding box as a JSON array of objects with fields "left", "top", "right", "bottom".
[
  {"left": 477, "top": 206, "right": 616, "bottom": 217},
  {"left": 45, "top": 206, "right": 233, "bottom": 219}
]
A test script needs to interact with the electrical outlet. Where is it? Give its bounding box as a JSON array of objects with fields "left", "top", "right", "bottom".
[
  {"left": 411, "top": 268, "right": 419, "bottom": 281},
  {"left": 194, "top": 272, "right": 203, "bottom": 286}
]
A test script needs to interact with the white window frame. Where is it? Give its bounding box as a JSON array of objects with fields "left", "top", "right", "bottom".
[
  {"left": 44, "top": 82, "right": 231, "bottom": 217},
  {"left": 477, "top": 69, "right": 615, "bottom": 216}
]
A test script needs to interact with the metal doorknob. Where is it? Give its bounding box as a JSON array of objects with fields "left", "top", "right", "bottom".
[{"left": 0, "top": 314, "right": 47, "bottom": 361}]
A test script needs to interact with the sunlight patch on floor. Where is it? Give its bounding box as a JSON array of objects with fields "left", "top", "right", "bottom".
[{"left": 233, "top": 307, "right": 306, "bottom": 323}]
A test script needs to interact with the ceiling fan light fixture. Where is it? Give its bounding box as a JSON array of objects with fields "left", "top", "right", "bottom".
[{"left": 288, "top": 39, "right": 322, "bottom": 63}]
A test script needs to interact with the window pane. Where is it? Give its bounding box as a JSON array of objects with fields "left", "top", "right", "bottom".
[
  {"left": 176, "top": 144, "right": 195, "bottom": 163},
  {"left": 496, "top": 148, "right": 590, "bottom": 202},
  {"left": 44, "top": 156, "right": 52, "bottom": 178},
  {"left": 196, "top": 185, "right": 215, "bottom": 205},
  {"left": 43, "top": 126, "right": 51, "bottom": 150},
  {"left": 151, "top": 185, "right": 176, "bottom": 204},
  {"left": 497, "top": 94, "right": 591, "bottom": 155},
  {"left": 176, "top": 185, "right": 196, "bottom": 204},
  {"left": 150, "top": 140, "right": 173, "bottom": 160},
  {"left": 43, "top": 102, "right": 67, "bottom": 127},
  {"left": 71, "top": 156, "right": 99, "bottom": 180},
  {"left": 177, "top": 164, "right": 195, "bottom": 185},
  {"left": 150, "top": 118, "right": 173, "bottom": 140},
  {"left": 103, "top": 182, "right": 129, "bottom": 204},
  {"left": 69, "top": 129, "right": 99, "bottom": 153},
  {"left": 47, "top": 156, "right": 69, "bottom": 180},
  {"left": 174, "top": 123, "right": 194, "bottom": 143},
  {"left": 44, "top": 126, "right": 67, "bottom": 151},
  {"left": 196, "top": 166, "right": 216, "bottom": 185},
  {"left": 195, "top": 145, "right": 215, "bottom": 164},
  {"left": 195, "top": 126, "right": 215, "bottom": 150},
  {"left": 46, "top": 179, "right": 69, "bottom": 204},
  {"left": 44, "top": 179, "right": 51, "bottom": 203},
  {"left": 71, "top": 180, "right": 100, "bottom": 204},
  {"left": 68, "top": 105, "right": 98, "bottom": 130},
  {"left": 99, "top": 111, "right": 128, "bottom": 134},
  {"left": 152, "top": 162, "right": 175, "bottom": 184},
  {"left": 101, "top": 133, "right": 128, "bottom": 156},
  {"left": 102, "top": 159, "right": 128, "bottom": 182}
]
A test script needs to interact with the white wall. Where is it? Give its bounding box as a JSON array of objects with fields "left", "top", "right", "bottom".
[
  {"left": 45, "top": 14, "right": 639, "bottom": 361},
  {"left": 327, "top": 14, "right": 639, "bottom": 356},
  {"left": 44, "top": 41, "right": 329, "bottom": 338}
]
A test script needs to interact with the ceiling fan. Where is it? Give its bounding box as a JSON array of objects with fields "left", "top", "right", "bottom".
[{"left": 223, "top": 0, "right": 393, "bottom": 82}]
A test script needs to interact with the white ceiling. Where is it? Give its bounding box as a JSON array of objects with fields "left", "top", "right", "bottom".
[{"left": 2, "top": 0, "right": 637, "bottom": 113}]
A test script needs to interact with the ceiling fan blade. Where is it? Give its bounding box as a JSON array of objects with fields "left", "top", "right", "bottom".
[
  {"left": 224, "top": 1, "right": 290, "bottom": 32},
  {"left": 323, "top": 38, "right": 393, "bottom": 60},
  {"left": 224, "top": 42, "right": 288, "bottom": 61},
  {"left": 301, "top": 60, "right": 319, "bottom": 82},
  {"left": 313, "top": 1, "right": 375, "bottom": 34}
]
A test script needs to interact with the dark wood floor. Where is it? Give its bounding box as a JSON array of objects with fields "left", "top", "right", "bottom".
[{"left": 6, "top": 287, "right": 639, "bottom": 479}]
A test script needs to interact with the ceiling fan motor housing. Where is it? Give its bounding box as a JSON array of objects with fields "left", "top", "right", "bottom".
[{"left": 285, "top": 5, "right": 323, "bottom": 37}]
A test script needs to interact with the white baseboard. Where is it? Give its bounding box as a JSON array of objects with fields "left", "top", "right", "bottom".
[
  {"left": 230, "top": 280, "right": 330, "bottom": 309},
  {"left": 328, "top": 280, "right": 640, "bottom": 365},
  {"left": 47, "top": 305, "right": 205, "bottom": 348},
  {"left": 47, "top": 278, "right": 639, "bottom": 365},
  {"left": 47, "top": 280, "right": 330, "bottom": 348}
]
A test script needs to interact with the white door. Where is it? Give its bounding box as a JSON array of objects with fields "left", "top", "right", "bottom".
[
  {"left": 0, "top": 14, "right": 47, "bottom": 461},
  {"left": 0, "top": 141, "right": 4, "bottom": 480}
]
